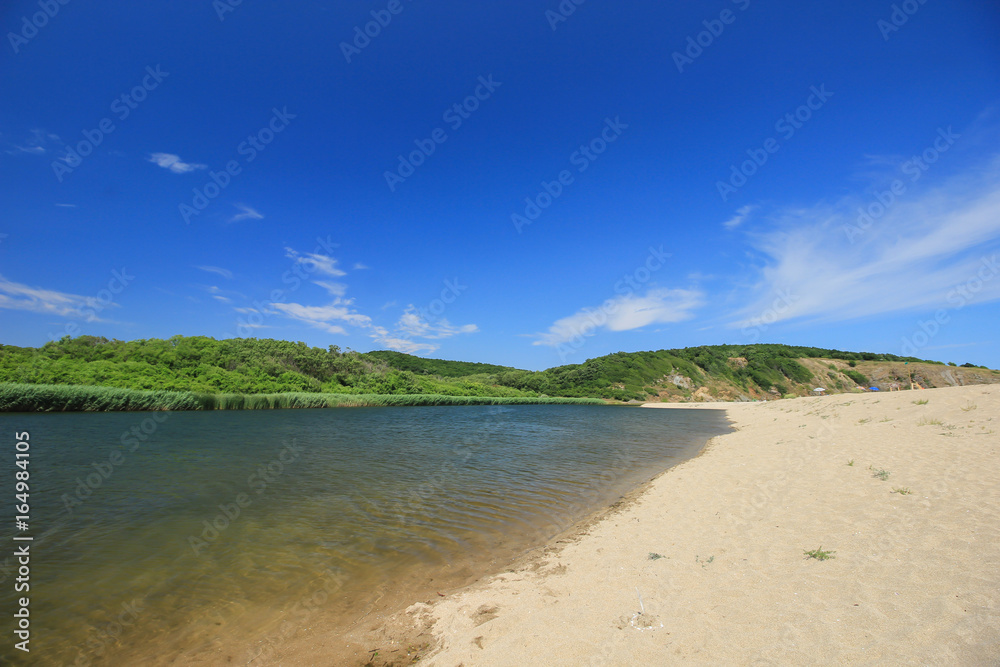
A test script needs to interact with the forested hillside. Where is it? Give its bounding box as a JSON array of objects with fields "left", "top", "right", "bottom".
[
  {"left": 0, "top": 336, "right": 532, "bottom": 398},
  {"left": 364, "top": 350, "right": 517, "bottom": 378},
  {"left": 0, "top": 336, "right": 995, "bottom": 406}
]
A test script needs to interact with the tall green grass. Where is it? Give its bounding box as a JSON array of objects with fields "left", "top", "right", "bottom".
[{"left": 0, "top": 383, "right": 606, "bottom": 413}]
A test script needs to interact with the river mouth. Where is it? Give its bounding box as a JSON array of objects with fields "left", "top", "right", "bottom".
[{"left": 0, "top": 404, "right": 730, "bottom": 665}]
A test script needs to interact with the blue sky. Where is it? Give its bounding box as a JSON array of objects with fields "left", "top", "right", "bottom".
[{"left": 1, "top": 1, "right": 999, "bottom": 371}]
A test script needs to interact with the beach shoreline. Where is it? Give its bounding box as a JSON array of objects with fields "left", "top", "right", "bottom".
[
  {"left": 262, "top": 407, "right": 730, "bottom": 666},
  {"left": 334, "top": 384, "right": 999, "bottom": 666}
]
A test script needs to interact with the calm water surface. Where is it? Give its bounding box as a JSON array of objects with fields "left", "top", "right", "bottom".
[{"left": 0, "top": 404, "right": 729, "bottom": 665}]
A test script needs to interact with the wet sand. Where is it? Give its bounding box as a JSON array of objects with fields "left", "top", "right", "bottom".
[{"left": 345, "top": 384, "right": 1000, "bottom": 666}]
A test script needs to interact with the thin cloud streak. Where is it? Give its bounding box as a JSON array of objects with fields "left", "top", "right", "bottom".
[
  {"left": 148, "top": 153, "right": 207, "bottom": 174},
  {"left": 723, "top": 204, "right": 756, "bottom": 229},
  {"left": 229, "top": 204, "right": 264, "bottom": 223},
  {"left": 197, "top": 266, "right": 234, "bottom": 280},
  {"left": 284, "top": 248, "right": 346, "bottom": 277},
  {"left": 731, "top": 159, "right": 1000, "bottom": 328}
]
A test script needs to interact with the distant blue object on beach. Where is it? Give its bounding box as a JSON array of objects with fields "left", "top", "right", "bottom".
[{"left": 869, "top": 387, "right": 880, "bottom": 391}]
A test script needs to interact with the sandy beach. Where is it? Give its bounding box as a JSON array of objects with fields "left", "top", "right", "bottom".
[{"left": 351, "top": 383, "right": 1000, "bottom": 666}]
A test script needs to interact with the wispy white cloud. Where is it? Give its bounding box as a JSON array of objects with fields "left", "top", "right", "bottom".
[
  {"left": 229, "top": 203, "right": 263, "bottom": 223},
  {"left": 0, "top": 275, "right": 114, "bottom": 320},
  {"left": 269, "top": 299, "right": 371, "bottom": 335},
  {"left": 365, "top": 305, "right": 479, "bottom": 355},
  {"left": 148, "top": 153, "right": 207, "bottom": 174},
  {"left": 203, "top": 285, "right": 245, "bottom": 304},
  {"left": 54, "top": 203, "right": 77, "bottom": 208},
  {"left": 314, "top": 280, "right": 348, "bottom": 297},
  {"left": 6, "top": 129, "right": 62, "bottom": 156},
  {"left": 197, "top": 265, "right": 234, "bottom": 280},
  {"left": 723, "top": 204, "right": 756, "bottom": 230},
  {"left": 396, "top": 306, "right": 478, "bottom": 339},
  {"left": 284, "top": 247, "right": 346, "bottom": 277},
  {"left": 730, "top": 158, "right": 1000, "bottom": 328},
  {"left": 369, "top": 326, "right": 440, "bottom": 355},
  {"left": 353, "top": 262, "right": 370, "bottom": 270},
  {"left": 533, "top": 288, "right": 704, "bottom": 347},
  {"left": 262, "top": 248, "right": 475, "bottom": 355}
]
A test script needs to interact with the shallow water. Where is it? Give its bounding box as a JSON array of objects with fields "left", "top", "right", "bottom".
[{"left": 0, "top": 404, "right": 729, "bottom": 665}]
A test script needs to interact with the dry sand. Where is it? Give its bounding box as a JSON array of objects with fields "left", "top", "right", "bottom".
[{"left": 359, "top": 384, "right": 999, "bottom": 666}]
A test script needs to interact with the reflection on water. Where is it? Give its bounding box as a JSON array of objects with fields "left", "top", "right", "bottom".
[{"left": 0, "top": 404, "right": 729, "bottom": 665}]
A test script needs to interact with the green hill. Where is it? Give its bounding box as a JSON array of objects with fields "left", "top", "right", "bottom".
[
  {"left": 364, "top": 350, "right": 517, "bottom": 378},
  {"left": 0, "top": 336, "right": 996, "bottom": 411}
]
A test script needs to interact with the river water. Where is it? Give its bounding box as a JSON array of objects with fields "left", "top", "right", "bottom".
[{"left": 0, "top": 404, "right": 729, "bottom": 665}]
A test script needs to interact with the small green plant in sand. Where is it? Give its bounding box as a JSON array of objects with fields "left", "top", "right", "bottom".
[
  {"left": 857, "top": 417, "right": 871, "bottom": 424},
  {"left": 648, "top": 552, "right": 663, "bottom": 560},
  {"left": 913, "top": 399, "right": 929, "bottom": 405},
  {"left": 847, "top": 459, "right": 854, "bottom": 466},
  {"left": 917, "top": 417, "right": 943, "bottom": 426},
  {"left": 960, "top": 402, "right": 977, "bottom": 412},
  {"left": 869, "top": 466, "right": 890, "bottom": 481},
  {"left": 804, "top": 547, "right": 836, "bottom": 561},
  {"left": 891, "top": 487, "right": 912, "bottom": 495},
  {"left": 879, "top": 416, "right": 892, "bottom": 423},
  {"left": 695, "top": 555, "right": 715, "bottom": 568}
]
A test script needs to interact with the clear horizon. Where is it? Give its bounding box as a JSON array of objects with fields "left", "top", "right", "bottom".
[{"left": 2, "top": 1, "right": 999, "bottom": 372}]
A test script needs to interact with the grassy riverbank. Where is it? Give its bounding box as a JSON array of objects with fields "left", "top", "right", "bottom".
[{"left": 0, "top": 382, "right": 606, "bottom": 412}]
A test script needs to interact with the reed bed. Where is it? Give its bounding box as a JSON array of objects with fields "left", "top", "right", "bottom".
[{"left": 0, "top": 383, "right": 606, "bottom": 413}]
